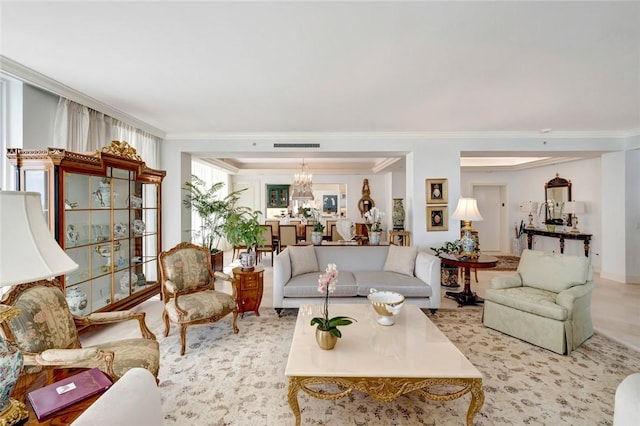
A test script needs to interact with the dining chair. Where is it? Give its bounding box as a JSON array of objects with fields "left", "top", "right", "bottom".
[
  {"left": 325, "top": 220, "right": 337, "bottom": 238},
  {"left": 278, "top": 225, "right": 298, "bottom": 251},
  {"left": 264, "top": 220, "right": 280, "bottom": 251},
  {"left": 256, "top": 225, "right": 275, "bottom": 265}
]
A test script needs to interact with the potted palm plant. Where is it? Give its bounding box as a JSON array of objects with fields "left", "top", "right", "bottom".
[
  {"left": 182, "top": 176, "right": 245, "bottom": 271},
  {"left": 223, "top": 208, "right": 265, "bottom": 270}
]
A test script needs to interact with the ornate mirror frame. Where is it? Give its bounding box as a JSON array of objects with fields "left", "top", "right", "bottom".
[
  {"left": 544, "top": 174, "right": 572, "bottom": 226},
  {"left": 358, "top": 178, "right": 375, "bottom": 217}
]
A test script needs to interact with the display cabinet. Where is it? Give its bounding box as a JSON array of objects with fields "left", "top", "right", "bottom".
[
  {"left": 267, "top": 184, "right": 290, "bottom": 208},
  {"left": 7, "top": 141, "right": 166, "bottom": 315}
]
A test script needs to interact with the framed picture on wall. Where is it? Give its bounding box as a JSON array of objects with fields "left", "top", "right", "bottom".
[
  {"left": 323, "top": 195, "right": 338, "bottom": 214},
  {"left": 427, "top": 206, "right": 448, "bottom": 231},
  {"left": 426, "top": 178, "right": 448, "bottom": 204}
]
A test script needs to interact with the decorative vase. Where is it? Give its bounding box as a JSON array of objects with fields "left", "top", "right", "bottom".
[
  {"left": 392, "top": 198, "right": 405, "bottom": 229},
  {"left": 239, "top": 251, "right": 256, "bottom": 271},
  {"left": 315, "top": 328, "right": 338, "bottom": 350},
  {"left": 66, "top": 286, "right": 88, "bottom": 316},
  {"left": 369, "top": 231, "right": 381, "bottom": 245},
  {"left": 311, "top": 231, "right": 323, "bottom": 245},
  {"left": 460, "top": 230, "right": 476, "bottom": 254},
  {"left": 440, "top": 265, "right": 460, "bottom": 287}
]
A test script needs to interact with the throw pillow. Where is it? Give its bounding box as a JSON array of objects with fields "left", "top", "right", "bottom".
[
  {"left": 383, "top": 245, "right": 418, "bottom": 277},
  {"left": 289, "top": 245, "right": 320, "bottom": 277}
]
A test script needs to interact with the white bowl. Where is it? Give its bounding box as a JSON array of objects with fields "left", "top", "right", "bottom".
[{"left": 367, "top": 288, "right": 405, "bottom": 326}]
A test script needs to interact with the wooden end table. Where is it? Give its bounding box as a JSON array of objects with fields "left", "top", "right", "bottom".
[
  {"left": 232, "top": 266, "right": 264, "bottom": 318},
  {"left": 11, "top": 368, "right": 100, "bottom": 425},
  {"left": 439, "top": 253, "right": 498, "bottom": 307}
]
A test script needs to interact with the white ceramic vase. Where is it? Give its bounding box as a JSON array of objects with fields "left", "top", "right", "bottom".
[
  {"left": 369, "top": 231, "right": 381, "bottom": 245},
  {"left": 311, "top": 231, "right": 323, "bottom": 245},
  {"left": 66, "top": 286, "right": 88, "bottom": 316}
]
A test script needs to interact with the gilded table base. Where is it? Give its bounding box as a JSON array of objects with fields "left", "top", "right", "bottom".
[
  {"left": 288, "top": 376, "right": 484, "bottom": 426},
  {"left": 0, "top": 399, "right": 28, "bottom": 426}
]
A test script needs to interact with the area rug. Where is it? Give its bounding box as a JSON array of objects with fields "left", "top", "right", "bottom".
[
  {"left": 493, "top": 255, "right": 520, "bottom": 271},
  {"left": 157, "top": 309, "right": 639, "bottom": 425}
]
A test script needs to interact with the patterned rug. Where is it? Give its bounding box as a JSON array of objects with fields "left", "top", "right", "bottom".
[
  {"left": 157, "top": 308, "right": 639, "bottom": 425},
  {"left": 493, "top": 255, "right": 520, "bottom": 271}
]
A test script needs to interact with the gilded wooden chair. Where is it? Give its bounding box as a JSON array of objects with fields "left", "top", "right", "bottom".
[
  {"left": 159, "top": 242, "right": 239, "bottom": 355},
  {"left": 256, "top": 225, "right": 275, "bottom": 266},
  {"left": 0, "top": 279, "right": 159, "bottom": 381},
  {"left": 278, "top": 225, "right": 298, "bottom": 251}
]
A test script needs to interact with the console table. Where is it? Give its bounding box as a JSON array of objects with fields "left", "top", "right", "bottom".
[{"left": 524, "top": 229, "right": 592, "bottom": 257}]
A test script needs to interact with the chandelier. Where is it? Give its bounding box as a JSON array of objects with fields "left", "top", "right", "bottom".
[{"left": 291, "top": 159, "right": 314, "bottom": 201}]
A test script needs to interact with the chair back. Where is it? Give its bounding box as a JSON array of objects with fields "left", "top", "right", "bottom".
[
  {"left": 159, "top": 242, "right": 212, "bottom": 292},
  {"left": 305, "top": 224, "right": 315, "bottom": 242},
  {"left": 325, "top": 220, "right": 337, "bottom": 237},
  {"left": 279, "top": 225, "right": 298, "bottom": 249},
  {"left": 265, "top": 220, "right": 280, "bottom": 238},
  {"left": 331, "top": 224, "right": 340, "bottom": 241},
  {"left": 258, "top": 225, "right": 273, "bottom": 248},
  {"left": 1, "top": 280, "right": 79, "bottom": 353}
]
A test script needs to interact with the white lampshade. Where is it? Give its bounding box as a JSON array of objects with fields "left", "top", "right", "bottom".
[
  {"left": 452, "top": 198, "right": 483, "bottom": 222},
  {"left": 520, "top": 201, "right": 539, "bottom": 213},
  {"left": 564, "top": 201, "right": 585, "bottom": 214},
  {"left": 0, "top": 191, "right": 78, "bottom": 286}
]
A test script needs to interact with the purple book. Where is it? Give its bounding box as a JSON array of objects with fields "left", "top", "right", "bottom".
[{"left": 27, "top": 368, "right": 113, "bottom": 419}]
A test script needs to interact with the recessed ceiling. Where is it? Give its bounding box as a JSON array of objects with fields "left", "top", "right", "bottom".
[{"left": 1, "top": 1, "right": 638, "bottom": 137}]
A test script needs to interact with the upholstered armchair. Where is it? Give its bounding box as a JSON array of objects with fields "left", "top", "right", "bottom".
[
  {"left": 0, "top": 279, "right": 159, "bottom": 381},
  {"left": 159, "top": 242, "right": 239, "bottom": 355},
  {"left": 483, "top": 249, "right": 594, "bottom": 355}
]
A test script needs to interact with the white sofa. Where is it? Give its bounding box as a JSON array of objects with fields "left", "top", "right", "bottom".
[
  {"left": 273, "top": 244, "right": 441, "bottom": 313},
  {"left": 483, "top": 249, "right": 594, "bottom": 355},
  {"left": 614, "top": 373, "right": 640, "bottom": 426},
  {"left": 71, "top": 368, "right": 162, "bottom": 426}
]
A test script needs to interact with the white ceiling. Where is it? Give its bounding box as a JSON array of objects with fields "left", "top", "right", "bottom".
[{"left": 1, "top": 1, "right": 639, "bottom": 172}]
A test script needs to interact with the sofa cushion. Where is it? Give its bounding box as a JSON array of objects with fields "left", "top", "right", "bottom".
[
  {"left": 485, "top": 286, "right": 568, "bottom": 321},
  {"left": 383, "top": 245, "right": 418, "bottom": 276},
  {"left": 283, "top": 271, "right": 358, "bottom": 298},
  {"left": 288, "top": 245, "right": 320, "bottom": 277},
  {"left": 517, "top": 250, "right": 590, "bottom": 293},
  {"left": 354, "top": 271, "right": 433, "bottom": 297}
]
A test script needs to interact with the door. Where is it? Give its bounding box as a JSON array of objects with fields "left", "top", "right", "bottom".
[{"left": 472, "top": 185, "right": 504, "bottom": 252}]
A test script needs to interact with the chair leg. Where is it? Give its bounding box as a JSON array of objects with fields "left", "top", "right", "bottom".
[
  {"left": 162, "top": 311, "right": 170, "bottom": 337},
  {"left": 179, "top": 325, "right": 187, "bottom": 356},
  {"left": 231, "top": 308, "right": 239, "bottom": 334}
]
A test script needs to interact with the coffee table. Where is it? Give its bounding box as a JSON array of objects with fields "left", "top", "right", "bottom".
[{"left": 285, "top": 304, "right": 484, "bottom": 425}]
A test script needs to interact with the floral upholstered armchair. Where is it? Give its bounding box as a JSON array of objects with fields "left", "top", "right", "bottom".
[
  {"left": 0, "top": 279, "right": 159, "bottom": 381},
  {"left": 159, "top": 242, "right": 239, "bottom": 355}
]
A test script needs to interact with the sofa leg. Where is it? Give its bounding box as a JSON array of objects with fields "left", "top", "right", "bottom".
[
  {"left": 430, "top": 309, "right": 438, "bottom": 315},
  {"left": 275, "top": 308, "right": 283, "bottom": 317}
]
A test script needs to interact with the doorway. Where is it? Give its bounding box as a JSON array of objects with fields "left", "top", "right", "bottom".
[{"left": 471, "top": 184, "right": 508, "bottom": 253}]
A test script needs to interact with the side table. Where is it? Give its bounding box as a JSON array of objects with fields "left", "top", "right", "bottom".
[
  {"left": 232, "top": 266, "right": 264, "bottom": 318},
  {"left": 439, "top": 253, "right": 498, "bottom": 307},
  {"left": 11, "top": 368, "right": 99, "bottom": 425}
]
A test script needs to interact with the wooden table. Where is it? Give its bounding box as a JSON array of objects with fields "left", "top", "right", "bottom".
[
  {"left": 11, "top": 368, "right": 100, "bottom": 425},
  {"left": 285, "top": 304, "right": 484, "bottom": 426},
  {"left": 524, "top": 228, "right": 592, "bottom": 257},
  {"left": 232, "top": 266, "right": 264, "bottom": 318},
  {"left": 440, "top": 253, "right": 498, "bottom": 307}
]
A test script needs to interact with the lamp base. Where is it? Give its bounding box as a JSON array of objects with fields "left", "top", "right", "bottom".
[{"left": 0, "top": 399, "right": 28, "bottom": 426}]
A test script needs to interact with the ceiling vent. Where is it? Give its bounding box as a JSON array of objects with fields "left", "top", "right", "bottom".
[{"left": 273, "top": 143, "right": 320, "bottom": 149}]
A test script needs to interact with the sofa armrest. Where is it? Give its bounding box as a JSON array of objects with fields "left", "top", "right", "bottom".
[
  {"left": 556, "top": 281, "right": 593, "bottom": 318},
  {"left": 273, "top": 249, "right": 292, "bottom": 307},
  {"left": 490, "top": 274, "right": 523, "bottom": 289},
  {"left": 71, "top": 368, "right": 162, "bottom": 426},
  {"left": 414, "top": 251, "right": 441, "bottom": 309}
]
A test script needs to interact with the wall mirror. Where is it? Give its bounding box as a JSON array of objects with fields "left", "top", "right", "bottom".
[{"left": 544, "top": 174, "right": 572, "bottom": 226}]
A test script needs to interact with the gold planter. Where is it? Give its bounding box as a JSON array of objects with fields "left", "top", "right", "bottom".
[{"left": 315, "top": 328, "right": 338, "bottom": 350}]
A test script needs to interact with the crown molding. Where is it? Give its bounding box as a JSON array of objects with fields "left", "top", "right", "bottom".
[
  {"left": 0, "top": 55, "right": 166, "bottom": 139},
  {"left": 166, "top": 129, "right": 636, "bottom": 141}
]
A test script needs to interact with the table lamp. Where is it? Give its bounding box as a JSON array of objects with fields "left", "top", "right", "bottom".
[
  {"left": 0, "top": 191, "right": 78, "bottom": 425},
  {"left": 452, "top": 198, "right": 483, "bottom": 257},
  {"left": 520, "top": 201, "right": 539, "bottom": 229},
  {"left": 564, "top": 201, "right": 585, "bottom": 234}
]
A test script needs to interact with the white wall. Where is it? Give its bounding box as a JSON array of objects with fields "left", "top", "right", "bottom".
[{"left": 23, "top": 84, "right": 57, "bottom": 148}]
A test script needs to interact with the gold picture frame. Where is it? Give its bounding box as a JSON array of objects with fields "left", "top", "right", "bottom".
[
  {"left": 426, "top": 178, "right": 448, "bottom": 204},
  {"left": 427, "top": 206, "right": 448, "bottom": 231}
]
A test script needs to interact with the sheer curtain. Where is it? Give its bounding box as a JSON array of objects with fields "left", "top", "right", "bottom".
[
  {"left": 53, "top": 98, "right": 161, "bottom": 168},
  {"left": 53, "top": 98, "right": 111, "bottom": 152}
]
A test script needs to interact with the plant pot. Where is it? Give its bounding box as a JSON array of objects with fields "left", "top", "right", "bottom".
[
  {"left": 211, "top": 251, "right": 224, "bottom": 272},
  {"left": 315, "top": 328, "right": 338, "bottom": 350},
  {"left": 440, "top": 265, "right": 460, "bottom": 288},
  {"left": 369, "top": 231, "right": 381, "bottom": 245},
  {"left": 311, "top": 231, "right": 323, "bottom": 245},
  {"left": 239, "top": 251, "right": 256, "bottom": 271}
]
